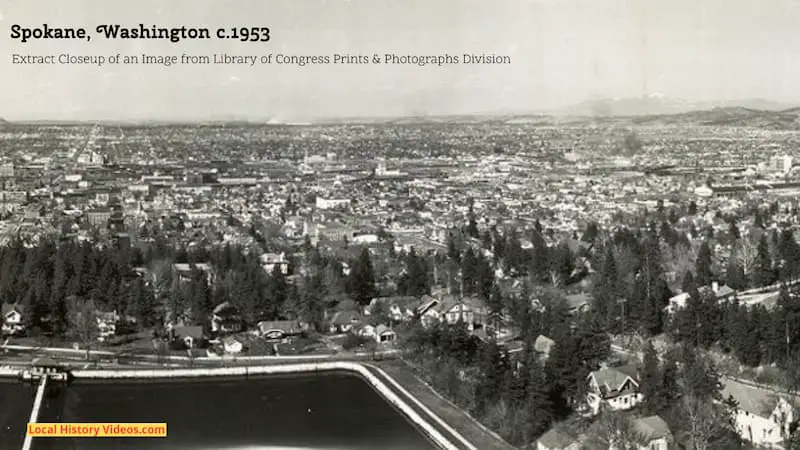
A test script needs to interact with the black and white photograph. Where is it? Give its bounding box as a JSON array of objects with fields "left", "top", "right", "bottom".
[{"left": 2, "top": 0, "right": 800, "bottom": 449}]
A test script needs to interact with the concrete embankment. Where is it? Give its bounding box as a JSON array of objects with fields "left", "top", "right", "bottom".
[
  {"left": 363, "top": 364, "right": 477, "bottom": 450},
  {"left": 0, "top": 366, "right": 20, "bottom": 378},
  {"left": 72, "top": 362, "right": 468, "bottom": 450}
]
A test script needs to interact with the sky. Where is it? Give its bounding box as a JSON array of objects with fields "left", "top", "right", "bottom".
[{"left": 2, "top": 0, "right": 800, "bottom": 121}]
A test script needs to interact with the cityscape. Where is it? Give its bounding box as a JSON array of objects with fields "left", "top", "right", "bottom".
[{"left": 3, "top": 105, "right": 800, "bottom": 449}]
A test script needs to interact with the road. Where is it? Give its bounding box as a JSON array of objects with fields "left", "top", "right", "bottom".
[{"left": 0, "top": 343, "right": 400, "bottom": 368}]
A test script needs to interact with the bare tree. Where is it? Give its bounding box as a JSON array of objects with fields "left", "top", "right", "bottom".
[
  {"left": 734, "top": 237, "right": 758, "bottom": 281},
  {"left": 548, "top": 269, "right": 563, "bottom": 288},
  {"left": 680, "top": 394, "right": 733, "bottom": 450},
  {"left": 68, "top": 297, "right": 98, "bottom": 361},
  {"left": 661, "top": 241, "right": 698, "bottom": 289},
  {"left": 589, "top": 411, "right": 641, "bottom": 450},
  {"left": 149, "top": 259, "right": 174, "bottom": 301}
]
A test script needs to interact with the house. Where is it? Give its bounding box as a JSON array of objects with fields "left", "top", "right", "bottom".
[
  {"left": 357, "top": 324, "right": 376, "bottom": 339},
  {"left": 256, "top": 320, "right": 303, "bottom": 340},
  {"left": 534, "top": 334, "right": 556, "bottom": 361},
  {"left": 667, "top": 282, "right": 736, "bottom": 314},
  {"left": 222, "top": 336, "right": 245, "bottom": 354},
  {"left": 85, "top": 207, "right": 112, "bottom": 227},
  {"left": 329, "top": 311, "right": 362, "bottom": 333},
  {"left": 417, "top": 294, "right": 489, "bottom": 331},
  {"left": 534, "top": 428, "right": 580, "bottom": 450},
  {"left": 1, "top": 302, "right": 26, "bottom": 335},
  {"left": 366, "top": 296, "right": 419, "bottom": 322},
  {"left": 416, "top": 295, "right": 439, "bottom": 317},
  {"left": 629, "top": 415, "right": 673, "bottom": 450},
  {"left": 665, "top": 292, "right": 690, "bottom": 315},
  {"left": 564, "top": 293, "right": 592, "bottom": 314},
  {"left": 211, "top": 302, "right": 243, "bottom": 334},
  {"left": 96, "top": 310, "right": 120, "bottom": 342},
  {"left": 374, "top": 324, "right": 396, "bottom": 343},
  {"left": 171, "top": 325, "right": 204, "bottom": 349},
  {"left": 172, "top": 263, "right": 214, "bottom": 285},
  {"left": 260, "top": 252, "right": 289, "bottom": 275},
  {"left": 422, "top": 296, "right": 475, "bottom": 329},
  {"left": 704, "top": 282, "right": 735, "bottom": 300},
  {"left": 30, "top": 357, "right": 64, "bottom": 376},
  {"left": 587, "top": 364, "right": 643, "bottom": 415},
  {"left": 722, "top": 378, "right": 797, "bottom": 448}
]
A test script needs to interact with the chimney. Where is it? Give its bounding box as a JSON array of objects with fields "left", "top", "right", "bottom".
[{"left": 712, "top": 281, "right": 719, "bottom": 293}]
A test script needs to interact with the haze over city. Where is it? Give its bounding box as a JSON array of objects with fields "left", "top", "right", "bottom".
[{"left": 3, "top": 0, "right": 800, "bottom": 121}]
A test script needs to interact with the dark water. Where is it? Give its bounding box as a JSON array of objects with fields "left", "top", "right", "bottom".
[{"left": 0, "top": 373, "right": 435, "bottom": 450}]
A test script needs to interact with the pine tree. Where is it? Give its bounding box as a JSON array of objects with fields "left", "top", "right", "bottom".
[
  {"left": 687, "top": 200, "right": 698, "bottom": 216},
  {"left": 466, "top": 203, "right": 479, "bottom": 238},
  {"left": 754, "top": 234, "right": 776, "bottom": 287},
  {"left": 779, "top": 229, "right": 800, "bottom": 280},
  {"left": 347, "top": 248, "right": 377, "bottom": 306},
  {"left": 592, "top": 246, "right": 618, "bottom": 328},
  {"left": 695, "top": 241, "right": 714, "bottom": 287},
  {"left": 460, "top": 247, "right": 478, "bottom": 295},
  {"left": 728, "top": 221, "right": 740, "bottom": 241},
  {"left": 641, "top": 341, "right": 664, "bottom": 413},
  {"left": 487, "top": 284, "right": 504, "bottom": 331},
  {"left": 725, "top": 257, "right": 747, "bottom": 290},
  {"left": 755, "top": 210, "right": 764, "bottom": 228}
]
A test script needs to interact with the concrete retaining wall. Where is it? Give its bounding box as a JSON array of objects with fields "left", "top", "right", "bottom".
[{"left": 72, "top": 362, "right": 459, "bottom": 450}]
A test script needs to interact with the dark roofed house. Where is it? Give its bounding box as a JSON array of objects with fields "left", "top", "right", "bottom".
[
  {"left": 211, "top": 302, "right": 243, "bottom": 334},
  {"left": 31, "top": 356, "right": 63, "bottom": 376},
  {"left": 172, "top": 262, "right": 214, "bottom": 285},
  {"left": 586, "top": 364, "right": 643, "bottom": 415},
  {"left": 257, "top": 320, "right": 304, "bottom": 340},
  {"left": 329, "top": 311, "right": 362, "bottom": 333},
  {"left": 534, "top": 428, "right": 580, "bottom": 450},
  {"left": 632, "top": 415, "right": 673, "bottom": 450}
]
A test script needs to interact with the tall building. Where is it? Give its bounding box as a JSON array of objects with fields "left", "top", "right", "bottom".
[
  {"left": 0, "top": 164, "right": 14, "bottom": 178},
  {"left": 769, "top": 155, "right": 793, "bottom": 175}
]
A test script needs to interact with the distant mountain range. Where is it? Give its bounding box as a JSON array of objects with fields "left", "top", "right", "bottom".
[
  {"left": 557, "top": 94, "right": 798, "bottom": 117},
  {"left": 5, "top": 97, "right": 800, "bottom": 129}
]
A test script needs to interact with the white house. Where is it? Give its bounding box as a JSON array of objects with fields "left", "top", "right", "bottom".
[
  {"left": 586, "top": 364, "right": 644, "bottom": 415},
  {"left": 534, "top": 334, "right": 556, "bottom": 361},
  {"left": 352, "top": 234, "right": 379, "bottom": 245},
  {"left": 366, "top": 296, "right": 419, "bottom": 322},
  {"left": 95, "top": 311, "right": 120, "bottom": 342},
  {"left": 222, "top": 336, "right": 245, "bottom": 354},
  {"left": 666, "top": 282, "right": 736, "bottom": 314},
  {"left": 260, "top": 252, "right": 289, "bottom": 275},
  {"left": 358, "top": 324, "right": 376, "bottom": 339},
  {"left": 722, "top": 378, "right": 796, "bottom": 448},
  {"left": 666, "top": 292, "right": 691, "bottom": 314},
  {"left": 422, "top": 298, "right": 473, "bottom": 328},
  {"left": 1, "top": 303, "right": 26, "bottom": 335},
  {"left": 374, "top": 324, "right": 396, "bottom": 343}
]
